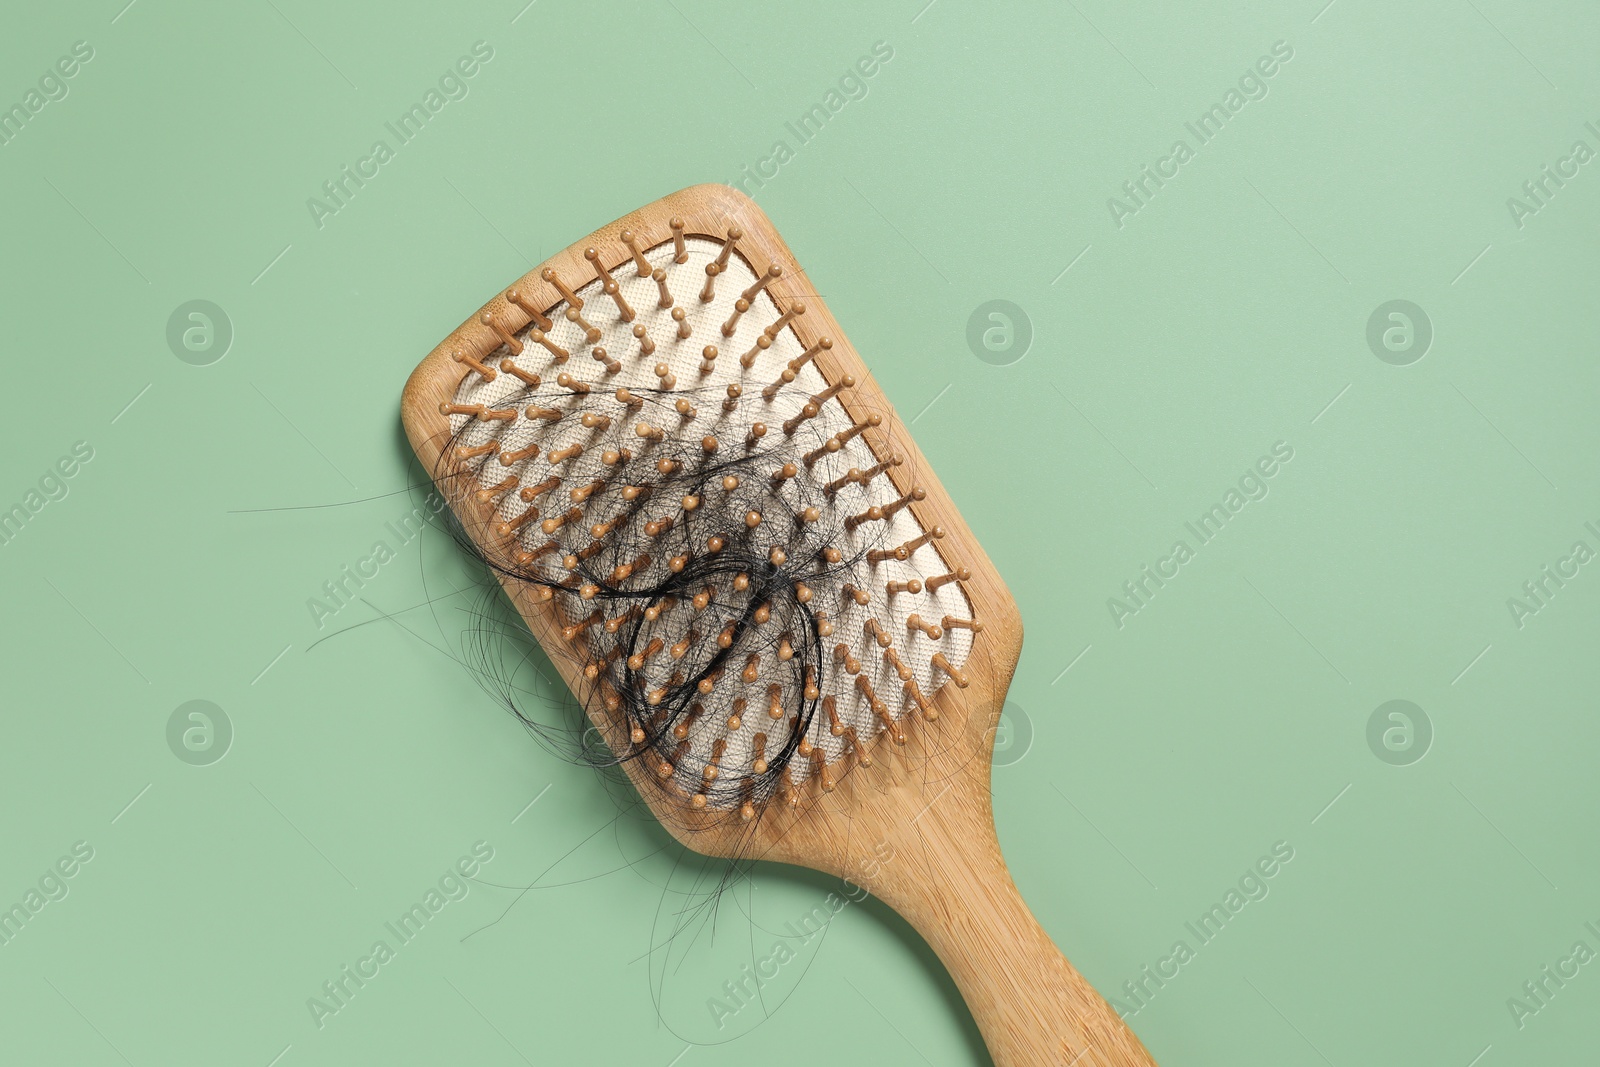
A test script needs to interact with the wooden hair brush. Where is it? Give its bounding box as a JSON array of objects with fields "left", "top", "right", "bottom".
[{"left": 400, "top": 184, "right": 1156, "bottom": 1067}]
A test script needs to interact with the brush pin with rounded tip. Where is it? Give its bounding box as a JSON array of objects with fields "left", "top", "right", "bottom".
[
  {"left": 741, "top": 263, "right": 781, "bottom": 302},
  {"left": 699, "top": 262, "right": 721, "bottom": 303},
  {"left": 763, "top": 301, "right": 805, "bottom": 340},
  {"left": 496, "top": 505, "right": 542, "bottom": 538},
  {"left": 762, "top": 368, "right": 796, "bottom": 401},
  {"left": 669, "top": 216, "right": 688, "bottom": 263},
  {"left": 739, "top": 334, "right": 771, "bottom": 369},
  {"left": 841, "top": 455, "right": 902, "bottom": 494},
  {"left": 518, "top": 475, "right": 561, "bottom": 502},
  {"left": 499, "top": 443, "right": 541, "bottom": 467},
  {"left": 564, "top": 307, "right": 600, "bottom": 344},
  {"left": 883, "top": 647, "right": 912, "bottom": 682},
  {"left": 603, "top": 279, "right": 634, "bottom": 322},
  {"left": 632, "top": 323, "right": 655, "bottom": 356},
  {"left": 542, "top": 267, "right": 583, "bottom": 308},
  {"left": 805, "top": 415, "right": 881, "bottom": 468},
  {"left": 782, "top": 402, "right": 823, "bottom": 436},
  {"left": 481, "top": 311, "right": 523, "bottom": 355},
  {"left": 879, "top": 486, "right": 926, "bottom": 522},
  {"left": 620, "top": 230, "right": 652, "bottom": 277},
  {"left": 500, "top": 360, "right": 541, "bottom": 387},
  {"left": 652, "top": 268, "right": 674, "bottom": 308},
  {"left": 529, "top": 328, "right": 569, "bottom": 361},
  {"left": 930, "top": 652, "right": 967, "bottom": 688},
  {"left": 555, "top": 372, "right": 592, "bottom": 397},
  {"left": 925, "top": 565, "right": 969, "bottom": 592},
  {"left": 869, "top": 525, "right": 942, "bottom": 563},
  {"left": 807, "top": 374, "right": 853, "bottom": 408},
  {"left": 721, "top": 298, "right": 749, "bottom": 337},
  {"left": 505, "top": 289, "right": 553, "bottom": 331},
  {"left": 475, "top": 475, "right": 519, "bottom": 504},
  {"left": 584, "top": 247, "right": 614, "bottom": 287},
  {"left": 904, "top": 678, "right": 936, "bottom": 720},
  {"left": 789, "top": 336, "right": 831, "bottom": 372},
  {"left": 452, "top": 348, "right": 496, "bottom": 380},
  {"left": 713, "top": 226, "right": 741, "bottom": 268}
]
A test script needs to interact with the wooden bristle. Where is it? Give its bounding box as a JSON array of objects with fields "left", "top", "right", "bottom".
[
  {"left": 565, "top": 307, "right": 600, "bottom": 344},
  {"left": 506, "top": 289, "right": 553, "bottom": 331},
  {"left": 714, "top": 226, "right": 742, "bottom": 270},
  {"left": 542, "top": 267, "right": 583, "bottom": 308},
  {"left": 530, "top": 329, "right": 569, "bottom": 361},
  {"left": 931, "top": 652, "right": 968, "bottom": 688},
  {"left": 740, "top": 334, "right": 771, "bottom": 369},
  {"left": 480, "top": 312, "right": 523, "bottom": 355},
  {"left": 763, "top": 301, "right": 805, "bottom": 340},
  {"left": 452, "top": 348, "right": 496, "bottom": 380},
  {"left": 499, "top": 443, "right": 541, "bottom": 466},
  {"left": 868, "top": 525, "right": 942, "bottom": 563},
  {"left": 699, "top": 262, "right": 721, "bottom": 303},
  {"left": 789, "top": 336, "right": 832, "bottom": 372},
  {"left": 620, "top": 230, "right": 652, "bottom": 277},
  {"left": 584, "top": 247, "right": 614, "bottom": 286},
  {"left": 500, "top": 360, "right": 541, "bottom": 387},
  {"left": 632, "top": 323, "right": 655, "bottom": 356},
  {"left": 925, "top": 566, "right": 970, "bottom": 592},
  {"left": 669, "top": 216, "right": 688, "bottom": 263},
  {"left": 604, "top": 279, "right": 635, "bottom": 322},
  {"left": 740, "top": 263, "right": 781, "bottom": 302}
]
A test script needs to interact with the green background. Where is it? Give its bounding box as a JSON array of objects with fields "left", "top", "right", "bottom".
[{"left": 2, "top": 0, "right": 1597, "bottom": 1064}]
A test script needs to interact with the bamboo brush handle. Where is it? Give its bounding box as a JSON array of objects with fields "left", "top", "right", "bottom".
[{"left": 868, "top": 788, "right": 1157, "bottom": 1067}]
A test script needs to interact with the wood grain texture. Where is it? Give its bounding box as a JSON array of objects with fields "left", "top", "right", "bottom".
[{"left": 400, "top": 184, "right": 1156, "bottom": 1067}]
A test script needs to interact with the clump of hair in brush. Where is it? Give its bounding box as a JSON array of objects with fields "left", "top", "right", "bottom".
[{"left": 430, "top": 225, "right": 979, "bottom": 821}]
